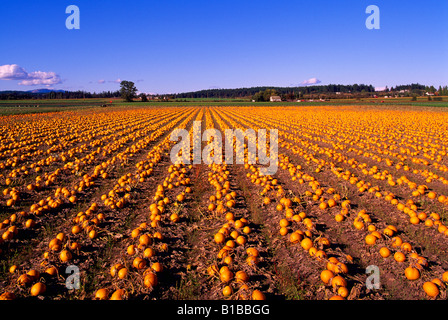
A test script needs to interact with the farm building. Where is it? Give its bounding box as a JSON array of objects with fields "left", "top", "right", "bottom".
[{"left": 269, "top": 96, "right": 282, "bottom": 102}]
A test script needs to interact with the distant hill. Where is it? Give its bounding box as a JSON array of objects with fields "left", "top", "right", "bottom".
[
  {"left": 26, "top": 89, "right": 66, "bottom": 94},
  {"left": 0, "top": 89, "right": 120, "bottom": 100}
]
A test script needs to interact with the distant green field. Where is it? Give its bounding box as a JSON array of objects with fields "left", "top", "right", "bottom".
[
  {"left": 0, "top": 98, "right": 111, "bottom": 115},
  {"left": 0, "top": 106, "right": 99, "bottom": 116},
  {"left": 0, "top": 96, "right": 446, "bottom": 115}
]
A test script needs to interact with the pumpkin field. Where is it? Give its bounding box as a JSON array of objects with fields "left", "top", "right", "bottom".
[{"left": 1, "top": 104, "right": 448, "bottom": 301}]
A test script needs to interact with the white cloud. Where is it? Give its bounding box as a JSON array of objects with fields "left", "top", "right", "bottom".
[
  {"left": 300, "top": 77, "right": 321, "bottom": 85},
  {"left": 18, "top": 71, "right": 61, "bottom": 86},
  {"left": 109, "top": 78, "right": 122, "bottom": 83},
  {"left": 0, "top": 64, "right": 62, "bottom": 86},
  {"left": 98, "top": 79, "right": 106, "bottom": 84},
  {"left": 0, "top": 64, "right": 28, "bottom": 80}
]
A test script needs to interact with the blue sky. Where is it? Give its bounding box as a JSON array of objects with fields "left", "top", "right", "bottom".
[{"left": 0, "top": 0, "right": 447, "bottom": 94}]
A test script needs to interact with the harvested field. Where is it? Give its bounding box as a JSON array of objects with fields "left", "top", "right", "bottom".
[{"left": 1, "top": 105, "right": 448, "bottom": 301}]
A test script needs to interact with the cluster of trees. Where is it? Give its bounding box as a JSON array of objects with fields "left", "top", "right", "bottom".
[
  {"left": 170, "top": 84, "right": 376, "bottom": 100},
  {"left": 428, "top": 85, "right": 448, "bottom": 95},
  {"left": 300, "top": 84, "right": 375, "bottom": 94},
  {"left": 169, "top": 83, "right": 448, "bottom": 101},
  {"left": 385, "top": 83, "right": 428, "bottom": 96},
  {"left": 382, "top": 83, "right": 448, "bottom": 97},
  {"left": 251, "top": 85, "right": 377, "bottom": 101},
  {"left": 437, "top": 86, "right": 448, "bottom": 96},
  {"left": 119, "top": 81, "right": 152, "bottom": 102},
  {"left": 252, "top": 89, "right": 279, "bottom": 102},
  {"left": 389, "top": 83, "right": 426, "bottom": 92},
  {"left": 171, "top": 88, "right": 258, "bottom": 99}
]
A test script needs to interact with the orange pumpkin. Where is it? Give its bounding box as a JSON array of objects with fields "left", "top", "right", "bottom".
[{"left": 404, "top": 266, "right": 420, "bottom": 280}]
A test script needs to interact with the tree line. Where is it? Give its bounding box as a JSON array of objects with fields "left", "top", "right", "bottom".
[
  {"left": 1, "top": 82, "right": 447, "bottom": 101},
  {"left": 387, "top": 84, "right": 448, "bottom": 97},
  {"left": 0, "top": 90, "right": 121, "bottom": 100},
  {"left": 169, "top": 84, "right": 376, "bottom": 100}
]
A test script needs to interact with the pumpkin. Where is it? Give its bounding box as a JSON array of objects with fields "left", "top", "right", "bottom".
[
  {"left": 220, "top": 269, "right": 234, "bottom": 283},
  {"left": 442, "top": 271, "right": 448, "bottom": 283},
  {"left": 300, "top": 238, "right": 313, "bottom": 251},
  {"left": 423, "top": 281, "right": 439, "bottom": 298},
  {"left": 144, "top": 272, "right": 158, "bottom": 288},
  {"left": 214, "top": 232, "right": 225, "bottom": 244},
  {"left": 71, "top": 225, "right": 82, "bottom": 234},
  {"left": 365, "top": 234, "right": 377, "bottom": 245},
  {"left": 235, "top": 270, "right": 249, "bottom": 283},
  {"left": 320, "top": 269, "right": 334, "bottom": 284},
  {"left": 337, "top": 286, "right": 349, "bottom": 298},
  {"left": 401, "top": 242, "right": 412, "bottom": 252},
  {"left": 251, "top": 289, "right": 266, "bottom": 300},
  {"left": 279, "top": 227, "right": 288, "bottom": 236},
  {"left": 133, "top": 257, "right": 146, "bottom": 269},
  {"left": 30, "top": 282, "right": 46, "bottom": 296},
  {"left": 117, "top": 268, "right": 128, "bottom": 279},
  {"left": 279, "top": 218, "right": 289, "bottom": 228},
  {"left": 246, "top": 247, "right": 259, "bottom": 257},
  {"left": 235, "top": 235, "right": 246, "bottom": 245},
  {"left": 95, "top": 288, "right": 109, "bottom": 300},
  {"left": 27, "top": 269, "right": 40, "bottom": 281},
  {"left": 60, "top": 249, "right": 72, "bottom": 262},
  {"left": 9, "top": 265, "right": 17, "bottom": 273},
  {"left": 151, "top": 262, "right": 163, "bottom": 273},
  {"left": 88, "top": 229, "right": 98, "bottom": 239},
  {"left": 391, "top": 237, "right": 403, "bottom": 248},
  {"left": 45, "top": 266, "right": 58, "bottom": 277},
  {"left": 404, "top": 266, "right": 420, "bottom": 280},
  {"left": 289, "top": 232, "right": 303, "bottom": 244},
  {"left": 207, "top": 264, "right": 219, "bottom": 276},
  {"left": 25, "top": 219, "right": 36, "bottom": 228},
  {"left": 110, "top": 289, "right": 126, "bottom": 300},
  {"left": 331, "top": 275, "right": 347, "bottom": 289},
  {"left": 17, "top": 274, "right": 33, "bottom": 286},
  {"left": 379, "top": 247, "right": 391, "bottom": 258},
  {"left": 246, "top": 255, "right": 259, "bottom": 266},
  {"left": 139, "top": 234, "right": 152, "bottom": 246},
  {"left": 127, "top": 245, "right": 136, "bottom": 255},
  {"left": 222, "top": 285, "right": 233, "bottom": 296},
  {"left": 383, "top": 227, "right": 394, "bottom": 237},
  {"left": 393, "top": 251, "right": 406, "bottom": 263},
  {"left": 329, "top": 295, "right": 344, "bottom": 300},
  {"left": 319, "top": 202, "right": 328, "bottom": 210},
  {"left": 143, "top": 247, "right": 156, "bottom": 258},
  {"left": 0, "top": 292, "right": 16, "bottom": 300}
]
